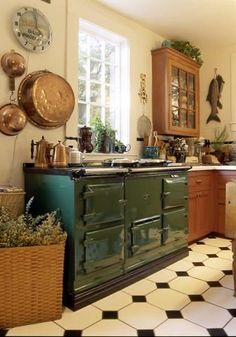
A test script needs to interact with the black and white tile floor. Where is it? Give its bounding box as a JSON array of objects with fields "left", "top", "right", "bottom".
[{"left": 1, "top": 236, "right": 236, "bottom": 336}]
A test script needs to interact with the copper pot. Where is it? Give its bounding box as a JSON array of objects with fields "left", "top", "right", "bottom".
[
  {"left": 18, "top": 70, "right": 75, "bottom": 129},
  {"left": 1, "top": 50, "right": 26, "bottom": 91},
  {"left": 0, "top": 103, "right": 27, "bottom": 136}
]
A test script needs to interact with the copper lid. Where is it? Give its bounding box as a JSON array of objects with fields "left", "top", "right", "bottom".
[{"left": 0, "top": 104, "right": 27, "bottom": 136}]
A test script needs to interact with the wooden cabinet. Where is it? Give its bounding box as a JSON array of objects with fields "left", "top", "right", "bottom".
[
  {"left": 188, "top": 171, "right": 214, "bottom": 243},
  {"left": 152, "top": 47, "right": 201, "bottom": 137},
  {"left": 214, "top": 171, "right": 236, "bottom": 235}
]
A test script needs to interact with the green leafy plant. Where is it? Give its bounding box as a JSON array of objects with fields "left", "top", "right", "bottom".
[
  {"left": 211, "top": 126, "right": 229, "bottom": 151},
  {"left": 90, "top": 116, "right": 117, "bottom": 152},
  {"left": 0, "top": 197, "right": 67, "bottom": 248},
  {"left": 161, "top": 39, "right": 203, "bottom": 65}
]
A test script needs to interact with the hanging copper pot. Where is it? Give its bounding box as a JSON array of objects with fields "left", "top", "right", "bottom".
[
  {"left": 18, "top": 70, "right": 75, "bottom": 129},
  {"left": 0, "top": 103, "right": 27, "bottom": 136},
  {"left": 1, "top": 50, "right": 26, "bottom": 91}
]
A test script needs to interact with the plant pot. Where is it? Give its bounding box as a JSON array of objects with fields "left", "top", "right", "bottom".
[{"left": 0, "top": 242, "right": 66, "bottom": 328}]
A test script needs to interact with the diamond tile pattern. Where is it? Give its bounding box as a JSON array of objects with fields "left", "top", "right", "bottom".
[{"left": 4, "top": 236, "right": 236, "bottom": 336}]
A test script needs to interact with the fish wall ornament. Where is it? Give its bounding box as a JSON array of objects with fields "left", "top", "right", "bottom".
[{"left": 206, "top": 69, "right": 225, "bottom": 124}]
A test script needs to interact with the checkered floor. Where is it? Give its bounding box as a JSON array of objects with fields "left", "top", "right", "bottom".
[{"left": 1, "top": 236, "right": 236, "bottom": 336}]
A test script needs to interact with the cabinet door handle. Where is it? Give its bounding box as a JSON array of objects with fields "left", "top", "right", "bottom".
[{"left": 196, "top": 179, "right": 202, "bottom": 184}]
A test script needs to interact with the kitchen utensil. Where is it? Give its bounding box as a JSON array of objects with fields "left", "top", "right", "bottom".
[
  {"left": 153, "top": 131, "right": 160, "bottom": 147},
  {"left": 0, "top": 103, "right": 27, "bottom": 136},
  {"left": 18, "top": 70, "right": 75, "bottom": 129},
  {"left": 1, "top": 50, "right": 26, "bottom": 91},
  {"left": 137, "top": 113, "right": 152, "bottom": 138},
  {"left": 31, "top": 136, "right": 52, "bottom": 168},
  {"left": 52, "top": 141, "right": 68, "bottom": 168}
]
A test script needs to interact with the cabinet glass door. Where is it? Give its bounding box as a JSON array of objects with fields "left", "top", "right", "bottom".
[{"left": 170, "top": 66, "right": 197, "bottom": 130}]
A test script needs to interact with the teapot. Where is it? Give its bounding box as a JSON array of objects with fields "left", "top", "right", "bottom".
[
  {"left": 31, "top": 136, "right": 52, "bottom": 168},
  {"left": 115, "top": 142, "right": 131, "bottom": 154},
  {"left": 51, "top": 141, "right": 68, "bottom": 168}
]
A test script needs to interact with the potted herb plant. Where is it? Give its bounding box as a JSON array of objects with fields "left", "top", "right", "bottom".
[
  {"left": 91, "top": 116, "right": 116, "bottom": 153},
  {"left": 0, "top": 197, "right": 67, "bottom": 329}
]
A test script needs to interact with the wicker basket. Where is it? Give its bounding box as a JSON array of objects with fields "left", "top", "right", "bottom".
[
  {"left": 0, "top": 242, "right": 66, "bottom": 329},
  {"left": 0, "top": 191, "right": 25, "bottom": 217}
]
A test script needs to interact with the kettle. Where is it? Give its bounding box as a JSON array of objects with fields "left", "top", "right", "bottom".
[
  {"left": 31, "top": 136, "right": 52, "bottom": 168},
  {"left": 52, "top": 141, "right": 68, "bottom": 168}
]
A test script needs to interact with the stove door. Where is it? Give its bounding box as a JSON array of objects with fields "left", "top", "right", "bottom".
[
  {"left": 162, "top": 208, "right": 188, "bottom": 246},
  {"left": 131, "top": 216, "right": 162, "bottom": 255},
  {"left": 83, "top": 225, "right": 124, "bottom": 273},
  {"left": 83, "top": 182, "right": 124, "bottom": 225},
  {"left": 162, "top": 175, "right": 188, "bottom": 209}
]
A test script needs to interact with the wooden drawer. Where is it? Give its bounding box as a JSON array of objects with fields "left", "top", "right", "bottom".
[
  {"left": 188, "top": 172, "right": 212, "bottom": 191},
  {"left": 215, "top": 171, "right": 236, "bottom": 188}
]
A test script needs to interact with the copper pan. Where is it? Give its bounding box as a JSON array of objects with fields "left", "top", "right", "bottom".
[
  {"left": 18, "top": 70, "right": 75, "bottom": 129},
  {"left": 1, "top": 50, "right": 26, "bottom": 91},
  {"left": 0, "top": 103, "right": 27, "bottom": 136}
]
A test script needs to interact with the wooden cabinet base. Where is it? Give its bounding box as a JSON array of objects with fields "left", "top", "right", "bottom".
[{"left": 64, "top": 247, "right": 188, "bottom": 311}]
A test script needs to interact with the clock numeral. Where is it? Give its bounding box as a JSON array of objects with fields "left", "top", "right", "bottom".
[
  {"left": 33, "top": 46, "right": 36, "bottom": 51},
  {"left": 14, "top": 21, "right": 19, "bottom": 26},
  {"left": 25, "top": 41, "right": 28, "bottom": 46},
  {"left": 42, "top": 46, "right": 45, "bottom": 51},
  {"left": 17, "top": 12, "right": 21, "bottom": 16},
  {"left": 17, "top": 32, "right": 21, "bottom": 37}
]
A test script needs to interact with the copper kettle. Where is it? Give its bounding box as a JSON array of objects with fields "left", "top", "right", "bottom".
[
  {"left": 31, "top": 136, "right": 52, "bottom": 168},
  {"left": 52, "top": 141, "right": 68, "bottom": 168}
]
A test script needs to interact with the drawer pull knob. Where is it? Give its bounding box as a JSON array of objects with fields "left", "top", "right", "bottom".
[{"left": 196, "top": 180, "right": 202, "bottom": 183}]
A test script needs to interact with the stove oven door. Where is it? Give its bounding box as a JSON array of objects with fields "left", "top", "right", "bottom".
[
  {"left": 82, "top": 181, "right": 124, "bottom": 226},
  {"left": 82, "top": 224, "right": 124, "bottom": 274},
  {"left": 131, "top": 216, "right": 162, "bottom": 255},
  {"left": 162, "top": 175, "right": 188, "bottom": 209}
]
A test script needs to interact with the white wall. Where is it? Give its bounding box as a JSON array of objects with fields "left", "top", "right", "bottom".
[{"left": 0, "top": 0, "right": 235, "bottom": 189}]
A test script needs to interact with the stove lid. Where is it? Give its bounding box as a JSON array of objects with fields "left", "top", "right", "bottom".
[{"left": 103, "top": 158, "right": 140, "bottom": 167}]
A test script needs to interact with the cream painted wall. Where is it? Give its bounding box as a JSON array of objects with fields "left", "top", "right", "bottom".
[
  {"left": 199, "top": 45, "right": 236, "bottom": 141},
  {"left": 0, "top": 0, "right": 235, "bottom": 189}
]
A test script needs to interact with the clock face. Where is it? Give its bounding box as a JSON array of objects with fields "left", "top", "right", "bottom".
[{"left": 13, "top": 7, "right": 52, "bottom": 53}]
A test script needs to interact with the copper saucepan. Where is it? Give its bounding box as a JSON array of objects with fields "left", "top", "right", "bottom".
[
  {"left": 1, "top": 50, "right": 26, "bottom": 91},
  {"left": 0, "top": 103, "right": 27, "bottom": 136},
  {"left": 18, "top": 70, "right": 75, "bottom": 129}
]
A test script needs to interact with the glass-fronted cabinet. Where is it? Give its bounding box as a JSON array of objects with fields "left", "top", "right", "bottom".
[{"left": 152, "top": 47, "right": 201, "bottom": 137}]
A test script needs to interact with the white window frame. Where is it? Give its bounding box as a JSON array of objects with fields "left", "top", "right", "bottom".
[{"left": 78, "top": 18, "right": 130, "bottom": 144}]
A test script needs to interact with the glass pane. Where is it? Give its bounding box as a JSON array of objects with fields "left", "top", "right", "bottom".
[
  {"left": 179, "top": 70, "right": 187, "bottom": 89},
  {"left": 79, "top": 33, "right": 88, "bottom": 56},
  {"left": 90, "top": 105, "right": 102, "bottom": 121},
  {"left": 105, "top": 85, "right": 115, "bottom": 106},
  {"left": 171, "top": 86, "right": 179, "bottom": 106},
  {"left": 188, "top": 74, "right": 195, "bottom": 91},
  {"left": 105, "top": 43, "right": 116, "bottom": 63},
  {"left": 188, "top": 93, "right": 195, "bottom": 110},
  {"left": 78, "top": 103, "right": 86, "bottom": 125},
  {"left": 90, "top": 36, "right": 102, "bottom": 59},
  {"left": 171, "top": 67, "right": 178, "bottom": 85},
  {"left": 180, "top": 109, "right": 187, "bottom": 127},
  {"left": 188, "top": 112, "right": 195, "bottom": 128},
  {"left": 105, "top": 108, "right": 116, "bottom": 130},
  {"left": 79, "top": 55, "right": 87, "bottom": 78},
  {"left": 172, "top": 107, "right": 180, "bottom": 127},
  {"left": 90, "top": 60, "right": 102, "bottom": 81},
  {"left": 105, "top": 64, "right": 115, "bottom": 84},
  {"left": 90, "top": 83, "right": 101, "bottom": 104},
  {"left": 78, "top": 80, "right": 86, "bottom": 101},
  {"left": 180, "top": 91, "right": 187, "bottom": 109}
]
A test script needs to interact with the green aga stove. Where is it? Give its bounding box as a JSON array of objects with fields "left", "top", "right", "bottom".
[{"left": 23, "top": 160, "right": 190, "bottom": 310}]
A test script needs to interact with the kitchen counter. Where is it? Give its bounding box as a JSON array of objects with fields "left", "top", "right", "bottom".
[{"left": 189, "top": 164, "right": 236, "bottom": 171}]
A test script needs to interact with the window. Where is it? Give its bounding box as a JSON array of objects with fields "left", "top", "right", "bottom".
[{"left": 78, "top": 19, "right": 130, "bottom": 143}]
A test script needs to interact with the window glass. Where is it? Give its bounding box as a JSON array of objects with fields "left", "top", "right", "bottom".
[{"left": 78, "top": 19, "right": 129, "bottom": 143}]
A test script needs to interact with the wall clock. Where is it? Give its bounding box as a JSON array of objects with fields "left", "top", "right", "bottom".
[{"left": 12, "top": 7, "right": 52, "bottom": 53}]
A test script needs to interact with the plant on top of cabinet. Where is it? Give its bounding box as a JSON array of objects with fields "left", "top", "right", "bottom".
[
  {"left": 152, "top": 47, "right": 201, "bottom": 137},
  {"left": 161, "top": 40, "right": 203, "bottom": 65}
]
